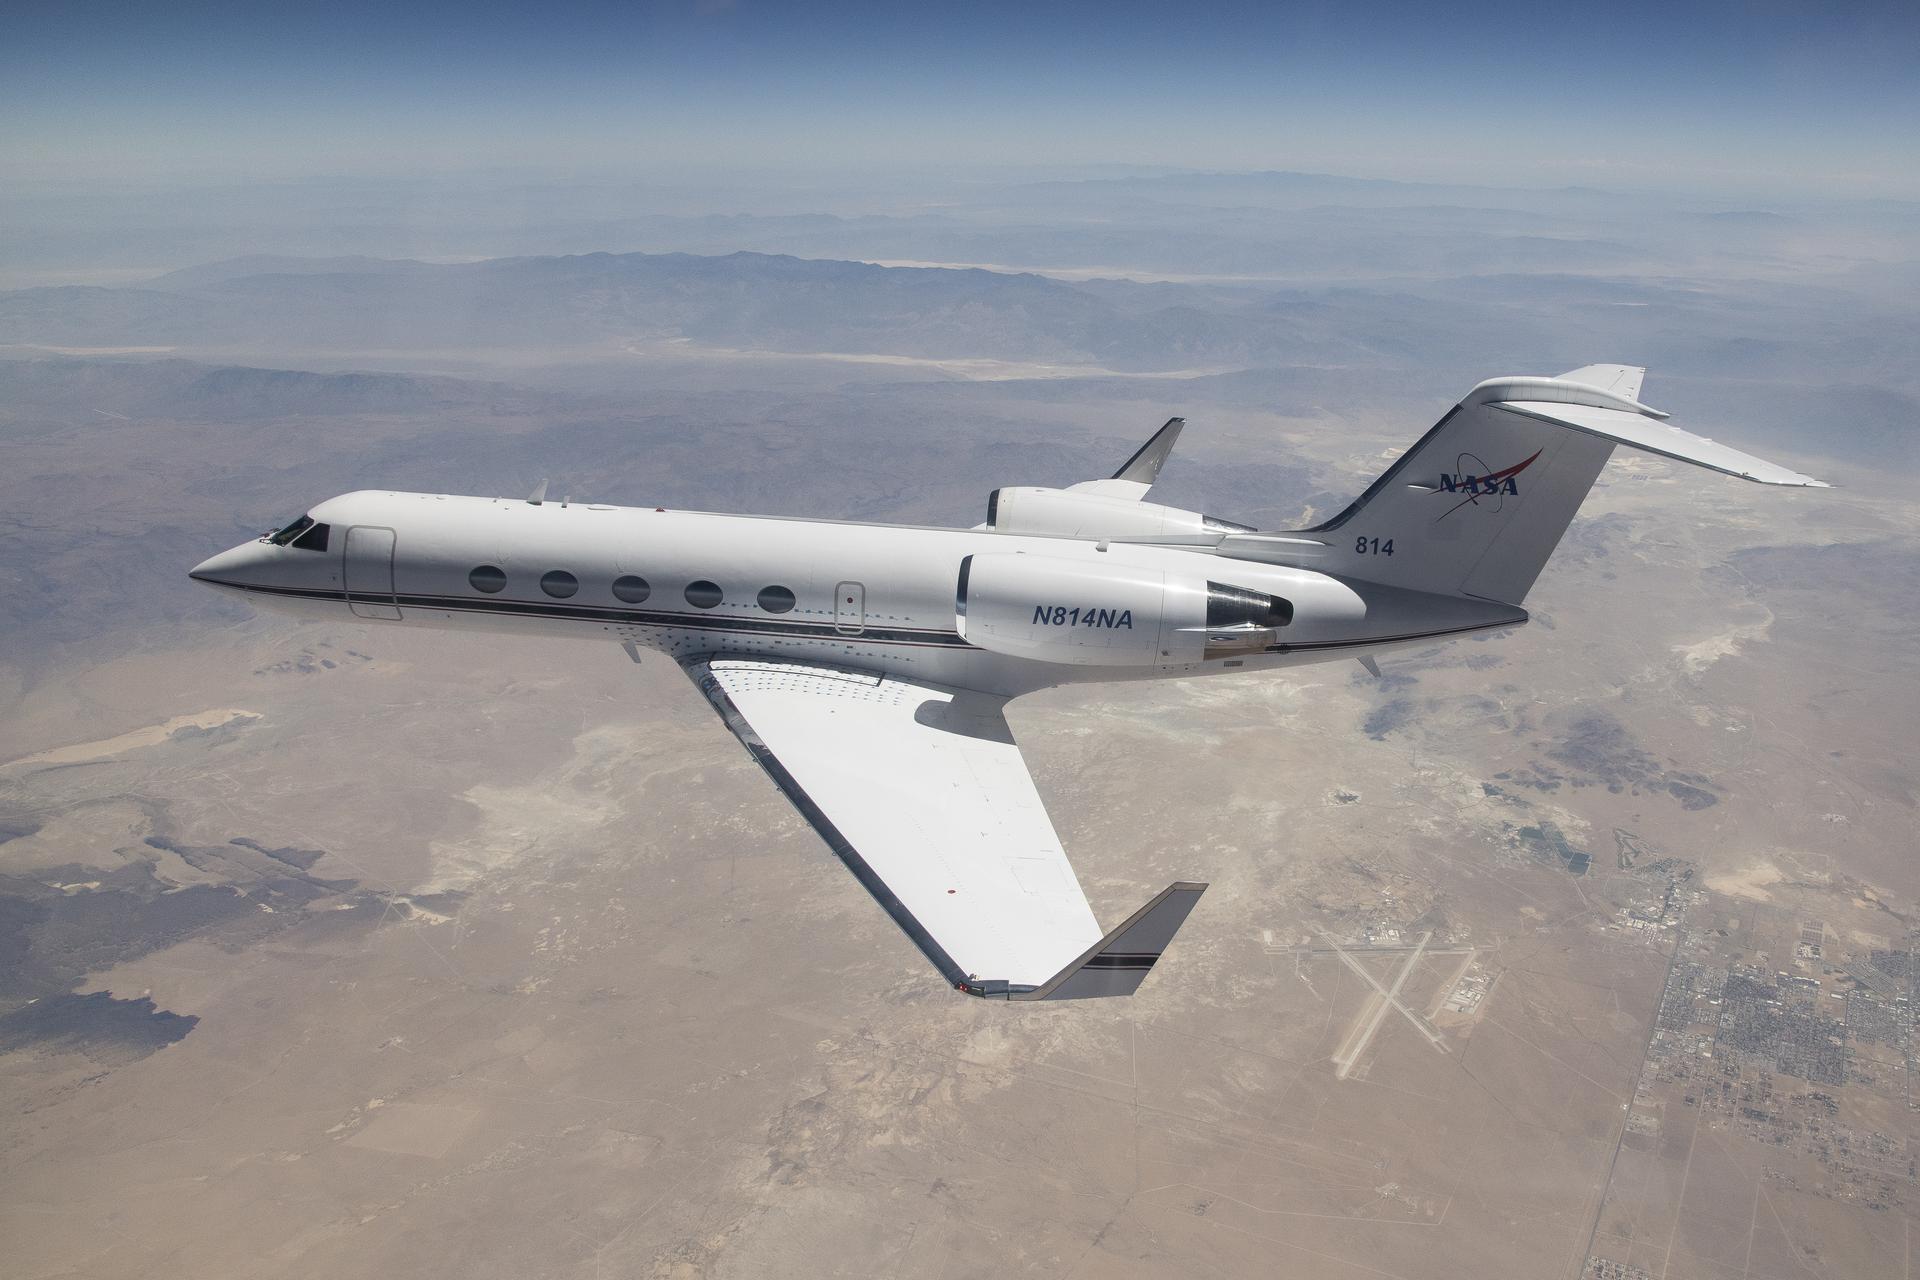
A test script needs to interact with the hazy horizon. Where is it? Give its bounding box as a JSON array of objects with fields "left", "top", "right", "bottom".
[{"left": 6, "top": 1, "right": 1919, "bottom": 199}]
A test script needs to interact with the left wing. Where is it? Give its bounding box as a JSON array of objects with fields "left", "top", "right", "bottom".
[{"left": 686, "top": 657, "right": 1206, "bottom": 999}]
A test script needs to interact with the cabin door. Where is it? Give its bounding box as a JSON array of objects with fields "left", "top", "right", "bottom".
[{"left": 343, "top": 526, "right": 402, "bottom": 620}]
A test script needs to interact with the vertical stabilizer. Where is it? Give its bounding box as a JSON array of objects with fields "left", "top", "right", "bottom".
[
  {"left": 1303, "top": 396, "right": 1616, "bottom": 605},
  {"left": 1284, "top": 366, "right": 1821, "bottom": 606}
]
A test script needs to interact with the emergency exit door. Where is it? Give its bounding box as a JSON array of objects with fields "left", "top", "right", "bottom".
[{"left": 833, "top": 581, "right": 865, "bottom": 634}]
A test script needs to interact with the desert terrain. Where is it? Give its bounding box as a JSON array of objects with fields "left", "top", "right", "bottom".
[{"left": 1, "top": 172, "right": 1915, "bottom": 1278}]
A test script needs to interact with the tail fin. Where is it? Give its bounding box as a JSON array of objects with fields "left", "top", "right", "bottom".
[{"left": 1280, "top": 367, "right": 1824, "bottom": 606}]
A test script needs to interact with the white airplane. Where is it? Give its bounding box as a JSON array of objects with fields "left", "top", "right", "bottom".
[{"left": 190, "top": 365, "right": 1823, "bottom": 1000}]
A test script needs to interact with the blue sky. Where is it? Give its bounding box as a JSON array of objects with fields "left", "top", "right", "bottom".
[{"left": 4, "top": 1, "right": 1918, "bottom": 196}]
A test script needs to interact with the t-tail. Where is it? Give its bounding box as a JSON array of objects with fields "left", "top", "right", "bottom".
[{"left": 1247, "top": 365, "right": 1825, "bottom": 607}]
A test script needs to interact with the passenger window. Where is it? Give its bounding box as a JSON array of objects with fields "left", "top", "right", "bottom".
[
  {"left": 612, "top": 575, "right": 651, "bottom": 604},
  {"left": 469, "top": 565, "right": 507, "bottom": 593},
  {"left": 290, "top": 521, "right": 330, "bottom": 552},
  {"left": 757, "top": 585, "right": 796, "bottom": 613},
  {"left": 540, "top": 570, "right": 579, "bottom": 599},
  {"left": 684, "top": 580, "right": 723, "bottom": 608}
]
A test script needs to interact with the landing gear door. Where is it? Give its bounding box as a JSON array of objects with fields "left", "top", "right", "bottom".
[
  {"left": 344, "top": 526, "right": 402, "bottom": 620},
  {"left": 834, "top": 581, "right": 865, "bottom": 634}
]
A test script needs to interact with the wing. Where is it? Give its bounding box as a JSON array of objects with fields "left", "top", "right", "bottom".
[
  {"left": 686, "top": 657, "right": 1206, "bottom": 999},
  {"left": 1065, "top": 416, "right": 1185, "bottom": 500}
]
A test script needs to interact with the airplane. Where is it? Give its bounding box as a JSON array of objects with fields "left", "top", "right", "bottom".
[{"left": 189, "top": 365, "right": 1824, "bottom": 1001}]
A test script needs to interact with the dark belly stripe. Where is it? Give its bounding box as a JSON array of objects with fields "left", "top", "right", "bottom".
[{"left": 197, "top": 579, "right": 1523, "bottom": 657}]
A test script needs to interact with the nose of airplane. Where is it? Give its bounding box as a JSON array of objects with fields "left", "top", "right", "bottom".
[{"left": 188, "top": 541, "right": 266, "bottom": 586}]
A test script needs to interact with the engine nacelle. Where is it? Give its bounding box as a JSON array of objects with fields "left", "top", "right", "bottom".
[
  {"left": 956, "top": 553, "right": 1293, "bottom": 667},
  {"left": 986, "top": 487, "right": 1253, "bottom": 539}
]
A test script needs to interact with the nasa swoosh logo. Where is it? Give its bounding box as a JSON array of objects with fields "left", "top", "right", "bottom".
[{"left": 1433, "top": 449, "right": 1542, "bottom": 520}]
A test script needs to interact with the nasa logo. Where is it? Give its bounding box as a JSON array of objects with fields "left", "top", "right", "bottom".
[{"left": 1434, "top": 449, "right": 1541, "bottom": 520}]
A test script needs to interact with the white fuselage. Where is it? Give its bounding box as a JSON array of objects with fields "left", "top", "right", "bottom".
[{"left": 189, "top": 490, "right": 1527, "bottom": 695}]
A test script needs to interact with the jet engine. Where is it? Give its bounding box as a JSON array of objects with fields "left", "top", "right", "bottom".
[
  {"left": 986, "top": 487, "right": 1253, "bottom": 539},
  {"left": 956, "top": 553, "right": 1292, "bottom": 667}
]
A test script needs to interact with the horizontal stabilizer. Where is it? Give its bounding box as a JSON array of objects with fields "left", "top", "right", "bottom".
[
  {"left": 1556, "top": 363, "right": 1646, "bottom": 403},
  {"left": 967, "top": 881, "right": 1208, "bottom": 1001},
  {"left": 1490, "top": 398, "right": 1827, "bottom": 487}
]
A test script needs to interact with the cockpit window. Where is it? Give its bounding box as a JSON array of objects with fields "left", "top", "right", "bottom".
[
  {"left": 266, "top": 515, "right": 314, "bottom": 546},
  {"left": 266, "top": 515, "right": 330, "bottom": 551}
]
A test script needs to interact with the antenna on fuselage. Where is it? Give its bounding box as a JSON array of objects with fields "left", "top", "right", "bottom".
[{"left": 527, "top": 479, "right": 549, "bottom": 506}]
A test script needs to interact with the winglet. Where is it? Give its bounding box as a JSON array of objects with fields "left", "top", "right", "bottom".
[
  {"left": 960, "top": 881, "right": 1208, "bottom": 1001},
  {"left": 1112, "top": 417, "right": 1186, "bottom": 485}
]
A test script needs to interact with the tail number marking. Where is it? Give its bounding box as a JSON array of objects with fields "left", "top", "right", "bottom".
[
  {"left": 1033, "top": 606, "right": 1134, "bottom": 629},
  {"left": 1354, "top": 537, "right": 1395, "bottom": 556}
]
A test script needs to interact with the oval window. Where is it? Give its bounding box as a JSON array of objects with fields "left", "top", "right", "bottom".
[
  {"left": 612, "top": 575, "right": 651, "bottom": 604},
  {"left": 684, "top": 580, "right": 723, "bottom": 608},
  {"left": 756, "top": 585, "right": 796, "bottom": 613},
  {"left": 469, "top": 565, "right": 507, "bottom": 594},
  {"left": 540, "top": 570, "right": 579, "bottom": 599}
]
